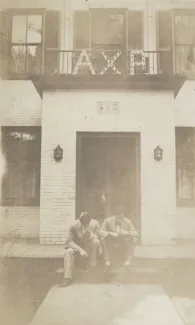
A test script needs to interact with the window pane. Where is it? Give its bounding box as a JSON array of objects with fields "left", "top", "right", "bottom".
[
  {"left": 175, "top": 15, "right": 195, "bottom": 45},
  {"left": 12, "top": 15, "right": 26, "bottom": 43},
  {"left": 178, "top": 166, "right": 195, "bottom": 200},
  {"left": 27, "top": 15, "right": 42, "bottom": 43},
  {"left": 27, "top": 45, "right": 41, "bottom": 74},
  {"left": 175, "top": 45, "right": 191, "bottom": 75},
  {"left": 11, "top": 45, "right": 26, "bottom": 73},
  {"left": 21, "top": 130, "right": 40, "bottom": 162},
  {"left": 3, "top": 163, "right": 21, "bottom": 198},
  {"left": 4, "top": 131, "right": 22, "bottom": 162},
  {"left": 22, "top": 163, "right": 38, "bottom": 198},
  {"left": 176, "top": 127, "right": 195, "bottom": 203},
  {"left": 91, "top": 9, "right": 125, "bottom": 49},
  {"left": 176, "top": 128, "right": 195, "bottom": 163}
]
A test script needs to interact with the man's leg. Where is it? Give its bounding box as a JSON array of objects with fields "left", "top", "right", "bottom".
[
  {"left": 124, "top": 237, "right": 137, "bottom": 267},
  {"left": 89, "top": 238, "right": 100, "bottom": 267},
  {"left": 60, "top": 248, "right": 75, "bottom": 287},
  {"left": 99, "top": 236, "right": 111, "bottom": 268}
]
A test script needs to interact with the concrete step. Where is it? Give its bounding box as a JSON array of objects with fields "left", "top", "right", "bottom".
[
  {"left": 56, "top": 266, "right": 161, "bottom": 285},
  {"left": 56, "top": 267, "right": 159, "bottom": 276}
]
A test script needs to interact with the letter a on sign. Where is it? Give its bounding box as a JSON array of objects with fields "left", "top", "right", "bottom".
[{"left": 73, "top": 50, "right": 96, "bottom": 75}]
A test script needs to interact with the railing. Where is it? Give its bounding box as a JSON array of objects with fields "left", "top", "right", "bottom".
[
  {"left": 7, "top": 48, "right": 173, "bottom": 78},
  {"left": 44, "top": 49, "right": 172, "bottom": 77}
]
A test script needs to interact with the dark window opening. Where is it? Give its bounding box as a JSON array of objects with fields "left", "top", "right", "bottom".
[
  {"left": 1, "top": 127, "right": 41, "bottom": 206},
  {"left": 176, "top": 127, "right": 195, "bottom": 207}
]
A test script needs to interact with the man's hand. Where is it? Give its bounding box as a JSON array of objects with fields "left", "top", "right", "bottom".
[
  {"left": 80, "top": 250, "right": 88, "bottom": 258},
  {"left": 119, "top": 229, "right": 129, "bottom": 236},
  {"left": 110, "top": 232, "right": 119, "bottom": 238},
  {"left": 132, "top": 237, "right": 138, "bottom": 246}
]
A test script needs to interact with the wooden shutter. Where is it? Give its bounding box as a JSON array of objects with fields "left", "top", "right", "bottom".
[
  {"left": 157, "top": 11, "right": 172, "bottom": 50},
  {"left": 44, "top": 10, "right": 60, "bottom": 74},
  {"left": 74, "top": 11, "right": 89, "bottom": 49},
  {"left": 128, "top": 11, "right": 143, "bottom": 49},
  {"left": 0, "top": 10, "right": 12, "bottom": 76},
  {"left": 157, "top": 11, "right": 173, "bottom": 75}
]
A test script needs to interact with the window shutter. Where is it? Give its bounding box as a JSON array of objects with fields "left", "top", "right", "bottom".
[
  {"left": 157, "top": 11, "right": 173, "bottom": 75},
  {"left": 157, "top": 11, "right": 172, "bottom": 50},
  {"left": 44, "top": 10, "right": 60, "bottom": 74},
  {"left": 128, "top": 11, "right": 143, "bottom": 49},
  {"left": 74, "top": 11, "right": 89, "bottom": 49},
  {"left": 0, "top": 10, "right": 12, "bottom": 76}
]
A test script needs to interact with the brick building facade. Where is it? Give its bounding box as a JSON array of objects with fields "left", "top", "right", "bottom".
[{"left": 1, "top": 0, "right": 195, "bottom": 245}]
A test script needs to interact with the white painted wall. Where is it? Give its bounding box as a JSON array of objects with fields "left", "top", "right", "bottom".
[{"left": 41, "top": 89, "right": 175, "bottom": 245}]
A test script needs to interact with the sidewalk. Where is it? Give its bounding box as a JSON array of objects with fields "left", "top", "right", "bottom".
[
  {"left": 29, "top": 284, "right": 185, "bottom": 325},
  {"left": 1, "top": 239, "right": 195, "bottom": 259}
]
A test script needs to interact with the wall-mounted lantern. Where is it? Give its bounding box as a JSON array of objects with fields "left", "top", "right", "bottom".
[
  {"left": 54, "top": 145, "right": 63, "bottom": 161},
  {"left": 154, "top": 145, "right": 163, "bottom": 162}
]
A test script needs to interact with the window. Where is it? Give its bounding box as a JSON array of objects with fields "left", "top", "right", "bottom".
[
  {"left": 74, "top": 9, "right": 143, "bottom": 50},
  {"left": 176, "top": 127, "right": 195, "bottom": 206},
  {"left": 174, "top": 10, "right": 195, "bottom": 75},
  {"left": 1, "top": 9, "right": 60, "bottom": 76},
  {"left": 10, "top": 12, "right": 42, "bottom": 74},
  {"left": 91, "top": 9, "right": 126, "bottom": 50},
  {"left": 1, "top": 127, "right": 41, "bottom": 206},
  {"left": 74, "top": 9, "right": 143, "bottom": 74}
]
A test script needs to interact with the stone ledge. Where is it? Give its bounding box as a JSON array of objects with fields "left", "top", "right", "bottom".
[{"left": 2, "top": 241, "right": 195, "bottom": 259}]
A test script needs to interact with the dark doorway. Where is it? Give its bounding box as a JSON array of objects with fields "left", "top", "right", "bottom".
[{"left": 76, "top": 132, "right": 141, "bottom": 232}]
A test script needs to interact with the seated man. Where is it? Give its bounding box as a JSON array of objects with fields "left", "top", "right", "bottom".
[
  {"left": 60, "top": 212, "right": 101, "bottom": 287},
  {"left": 101, "top": 206, "right": 139, "bottom": 270}
]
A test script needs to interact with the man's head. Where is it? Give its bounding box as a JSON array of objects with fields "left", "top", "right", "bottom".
[
  {"left": 115, "top": 206, "right": 125, "bottom": 225},
  {"left": 79, "top": 212, "right": 91, "bottom": 227}
]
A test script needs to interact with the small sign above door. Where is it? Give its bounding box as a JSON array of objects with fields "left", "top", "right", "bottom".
[{"left": 97, "top": 101, "right": 119, "bottom": 115}]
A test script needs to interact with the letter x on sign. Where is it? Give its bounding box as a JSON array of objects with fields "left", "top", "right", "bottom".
[{"left": 100, "top": 50, "right": 122, "bottom": 75}]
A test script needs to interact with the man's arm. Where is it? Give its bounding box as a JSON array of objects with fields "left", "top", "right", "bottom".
[
  {"left": 101, "top": 218, "right": 118, "bottom": 238},
  {"left": 126, "top": 220, "right": 139, "bottom": 238},
  {"left": 65, "top": 226, "right": 85, "bottom": 254},
  {"left": 94, "top": 220, "right": 101, "bottom": 237}
]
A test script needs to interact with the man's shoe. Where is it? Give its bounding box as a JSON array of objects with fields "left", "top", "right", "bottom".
[
  {"left": 124, "top": 259, "right": 133, "bottom": 271},
  {"left": 104, "top": 262, "right": 111, "bottom": 273},
  {"left": 59, "top": 279, "right": 72, "bottom": 287}
]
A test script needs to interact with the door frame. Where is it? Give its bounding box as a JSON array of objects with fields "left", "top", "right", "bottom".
[{"left": 76, "top": 132, "right": 141, "bottom": 234}]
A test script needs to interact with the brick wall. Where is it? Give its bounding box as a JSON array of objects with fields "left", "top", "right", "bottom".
[
  {"left": 41, "top": 89, "right": 176, "bottom": 245},
  {"left": 0, "top": 80, "right": 42, "bottom": 239},
  {"left": 0, "top": 207, "right": 40, "bottom": 238}
]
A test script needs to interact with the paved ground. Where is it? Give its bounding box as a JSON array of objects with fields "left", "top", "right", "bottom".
[
  {"left": 172, "top": 297, "right": 195, "bottom": 325},
  {"left": 1, "top": 244, "right": 195, "bottom": 325},
  {"left": 29, "top": 284, "right": 185, "bottom": 325},
  {"left": 1, "top": 257, "right": 195, "bottom": 325}
]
